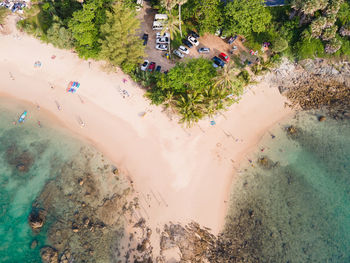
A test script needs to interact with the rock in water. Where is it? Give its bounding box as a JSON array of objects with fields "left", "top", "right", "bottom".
[
  {"left": 286, "top": 125, "right": 297, "bottom": 135},
  {"left": 318, "top": 115, "right": 326, "bottom": 122},
  {"left": 28, "top": 209, "right": 46, "bottom": 230},
  {"left": 40, "top": 246, "right": 58, "bottom": 263},
  {"left": 30, "top": 240, "right": 38, "bottom": 249}
]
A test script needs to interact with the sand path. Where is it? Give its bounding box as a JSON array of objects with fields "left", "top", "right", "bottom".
[{"left": 0, "top": 15, "right": 293, "bottom": 244}]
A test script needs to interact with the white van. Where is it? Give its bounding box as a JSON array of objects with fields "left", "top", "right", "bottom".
[
  {"left": 152, "top": 21, "right": 164, "bottom": 30},
  {"left": 136, "top": 0, "right": 143, "bottom": 11},
  {"left": 154, "top": 14, "right": 168, "bottom": 21}
]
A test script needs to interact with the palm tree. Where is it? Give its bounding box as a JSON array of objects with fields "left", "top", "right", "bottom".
[
  {"left": 161, "top": 0, "right": 187, "bottom": 37},
  {"left": 176, "top": 0, "right": 188, "bottom": 37},
  {"left": 160, "top": 12, "right": 181, "bottom": 57},
  {"left": 213, "top": 61, "right": 241, "bottom": 94},
  {"left": 176, "top": 92, "right": 204, "bottom": 126}
]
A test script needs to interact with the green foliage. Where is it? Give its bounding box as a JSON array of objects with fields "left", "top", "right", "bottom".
[
  {"left": 0, "top": 7, "right": 9, "bottom": 25},
  {"left": 223, "top": 0, "right": 272, "bottom": 36},
  {"left": 182, "top": 0, "right": 221, "bottom": 34},
  {"left": 99, "top": 3, "right": 145, "bottom": 73},
  {"left": 295, "top": 37, "right": 325, "bottom": 60},
  {"left": 46, "top": 21, "right": 74, "bottom": 49},
  {"left": 68, "top": 2, "right": 100, "bottom": 58},
  {"left": 146, "top": 58, "right": 246, "bottom": 126},
  {"left": 337, "top": 1, "right": 350, "bottom": 25},
  {"left": 271, "top": 37, "right": 289, "bottom": 53}
]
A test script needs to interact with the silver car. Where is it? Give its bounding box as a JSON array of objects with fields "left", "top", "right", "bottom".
[
  {"left": 156, "top": 37, "right": 170, "bottom": 44},
  {"left": 155, "top": 44, "right": 168, "bottom": 51},
  {"left": 198, "top": 47, "right": 210, "bottom": 54},
  {"left": 178, "top": 45, "right": 189, "bottom": 54},
  {"left": 173, "top": 49, "right": 184, "bottom": 58}
]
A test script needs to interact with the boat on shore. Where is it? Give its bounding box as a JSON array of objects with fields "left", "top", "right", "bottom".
[{"left": 18, "top": 110, "right": 27, "bottom": 123}]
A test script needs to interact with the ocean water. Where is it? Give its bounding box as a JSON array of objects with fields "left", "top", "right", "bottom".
[
  {"left": 224, "top": 111, "right": 350, "bottom": 262},
  {"left": 0, "top": 98, "right": 128, "bottom": 262}
]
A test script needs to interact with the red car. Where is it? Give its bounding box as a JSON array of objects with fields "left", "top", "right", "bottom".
[
  {"left": 148, "top": 62, "right": 156, "bottom": 72},
  {"left": 219, "top": 52, "right": 230, "bottom": 62}
]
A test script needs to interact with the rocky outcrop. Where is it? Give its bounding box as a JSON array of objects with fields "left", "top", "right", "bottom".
[
  {"left": 40, "top": 246, "right": 58, "bottom": 263},
  {"left": 273, "top": 59, "right": 350, "bottom": 119},
  {"left": 28, "top": 208, "right": 46, "bottom": 231}
]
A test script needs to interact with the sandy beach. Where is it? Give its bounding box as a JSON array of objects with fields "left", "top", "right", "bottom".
[{"left": 0, "top": 15, "right": 293, "bottom": 252}]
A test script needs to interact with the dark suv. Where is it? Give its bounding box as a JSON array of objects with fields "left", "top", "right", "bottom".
[
  {"left": 182, "top": 39, "right": 193, "bottom": 48},
  {"left": 212, "top": 56, "right": 225, "bottom": 68}
]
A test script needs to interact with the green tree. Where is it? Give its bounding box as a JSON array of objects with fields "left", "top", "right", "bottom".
[
  {"left": 160, "top": 12, "right": 181, "bottom": 56},
  {"left": 183, "top": 0, "right": 221, "bottom": 34},
  {"left": 223, "top": 0, "right": 272, "bottom": 36},
  {"left": 271, "top": 36, "right": 289, "bottom": 53},
  {"left": 99, "top": 3, "right": 145, "bottom": 73},
  {"left": 68, "top": 0, "right": 112, "bottom": 58},
  {"left": 68, "top": 2, "right": 100, "bottom": 58},
  {"left": 213, "top": 61, "right": 242, "bottom": 95},
  {"left": 46, "top": 16, "right": 74, "bottom": 49}
]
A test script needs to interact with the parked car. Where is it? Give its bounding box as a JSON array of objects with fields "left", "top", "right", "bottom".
[
  {"left": 178, "top": 45, "right": 189, "bottom": 54},
  {"left": 188, "top": 36, "right": 199, "bottom": 46},
  {"left": 142, "top": 34, "right": 148, "bottom": 46},
  {"left": 155, "top": 65, "right": 162, "bottom": 72},
  {"left": 148, "top": 62, "right": 156, "bottom": 72},
  {"left": 155, "top": 44, "right": 168, "bottom": 51},
  {"left": 215, "top": 29, "right": 221, "bottom": 36},
  {"left": 212, "top": 56, "right": 225, "bottom": 68},
  {"left": 173, "top": 49, "right": 184, "bottom": 58},
  {"left": 156, "top": 32, "right": 170, "bottom": 38},
  {"left": 141, "top": 60, "right": 149, "bottom": 71},
  {"left": 182, "top": 39, "right": 193, "bottom": 48},
  {"left": 190, "top": 30, "right": 200, "bottom": 38},
  {"left": 228, "top": 35, "right": 237, "bottom": 44},
  {"left": 219, "top": 52, "right": 230, "bottom": 62},
  {"left": 156, "top": 37, "right": 170, "bottom": 44},
  {"left": 230, "top": 46, "right": 238, "bottom": 54},
  {"left": 220, "top": 34, "right": 227, "bottom": 40},
  {"left": 198, "top": 47, "right": 210, "bottom": 54}
]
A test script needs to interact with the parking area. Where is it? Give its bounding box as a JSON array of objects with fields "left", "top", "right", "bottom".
[
  {"left": 137, "top": 2, "right": 175, "bottom": 72},
  {"left": 137, "top": 1, "right": 263, "bottom": 72}
]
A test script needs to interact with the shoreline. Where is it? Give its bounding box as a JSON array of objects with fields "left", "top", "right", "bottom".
[{"left": 0, "top": 16, "right": 294, "bottom": 255}]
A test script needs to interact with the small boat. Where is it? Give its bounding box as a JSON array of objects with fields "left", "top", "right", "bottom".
[{"left": 18, "top": 111, "right": 27, "bottom": 123}]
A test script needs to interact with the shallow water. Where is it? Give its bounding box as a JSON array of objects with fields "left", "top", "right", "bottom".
[
  {"left": 0, "top": 98, "right": 128, "bottom": 262},
  {"left": 225, "top": 111, "right": 350, "bottom": 262}
]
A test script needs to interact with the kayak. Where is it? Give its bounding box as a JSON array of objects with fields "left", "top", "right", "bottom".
[{"left": 18, "top": 111, "right": 27, "bottom": 123}]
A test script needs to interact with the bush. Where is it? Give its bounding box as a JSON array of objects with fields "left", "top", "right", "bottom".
[
  {"left": 295, "top": 38, "right": 325, "bottom": 60},
  {"left": 271, "top": 37, "right": 288, "bottom": 53}
]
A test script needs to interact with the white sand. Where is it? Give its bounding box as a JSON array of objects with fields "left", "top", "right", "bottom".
[{"left": 0, "top": 15, "right": 293, "bottom": 249}]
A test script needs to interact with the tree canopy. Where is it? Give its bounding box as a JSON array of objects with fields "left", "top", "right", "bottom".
[
  {"left": 99, "top": 3, "right": 145, "bottom": 73},
  {"left": 223, "top": 0, "right": 272, "bottom": 36}
]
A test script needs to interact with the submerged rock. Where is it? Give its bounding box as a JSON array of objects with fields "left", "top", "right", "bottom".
[
  {"left": 6, "top": 145, "right": 34, "bottom": 172},
  {"left": 30, "top": 240, "right": 38, "bottom": 249},
  {"left": 40, "top": 246, "right": 58, "bottom": 263},
  {"left": 318, "top": 115, "right": 326, "bottom": 122},
  {"left": 286, "top": 125, "right": 298, "bottom": 135},
  {"left": 28, "top": 208, "right": 46, "bottom": 231}
]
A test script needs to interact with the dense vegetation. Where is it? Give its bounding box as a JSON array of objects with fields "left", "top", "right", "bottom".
[
  {"left": 15, "top": 0, "right": 350, "bottom": 125},
  {"left": 155, "top": 0, "right": 350, "bottom": 59},
  {"left": 145, "top": 59, "right": 245, "bottom": 125},
  {"left": 17, "top": 0, "right": 144, "bottom": 73}
]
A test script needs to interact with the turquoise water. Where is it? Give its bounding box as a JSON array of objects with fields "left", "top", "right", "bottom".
[
  {"left": 0, "top": 99, "right": 128, "bottom": 262},
  {"left": 0, "top": 101, "right": 82, "bottom": 262},
  {"left": 224, "top": 111, "right": 350, "bottom": 262}
]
